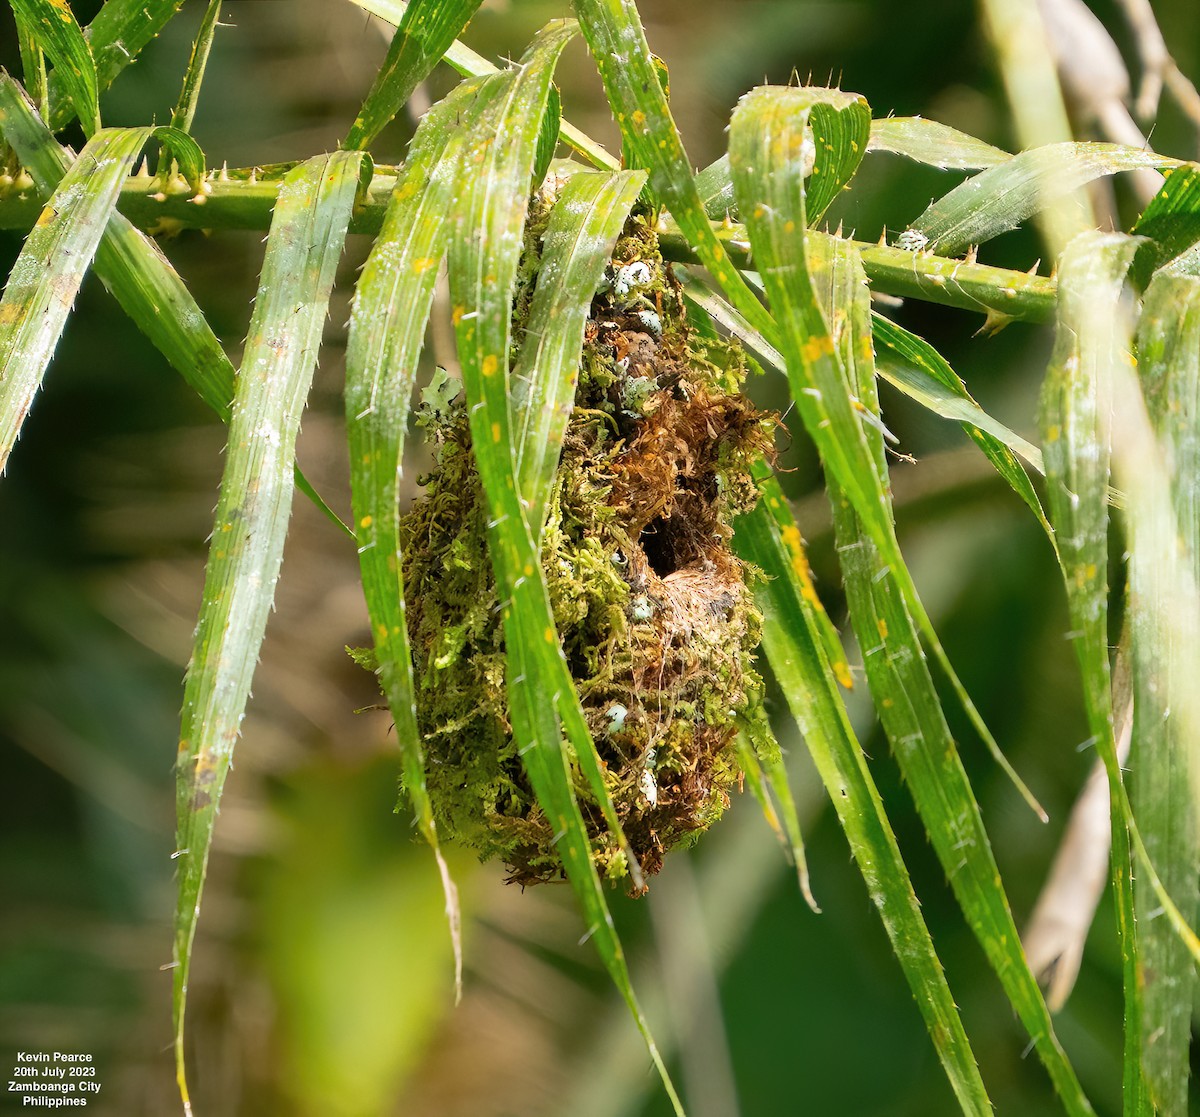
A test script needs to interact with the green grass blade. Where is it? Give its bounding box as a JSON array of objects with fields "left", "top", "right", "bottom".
[
  {"left": 343, "top": 0, "right": 484, "bottom": 151},
  {"left": 11, "top": 0, "right": 99, "bottom": 135},
  {"left": 0, "top": 125, "right": 151, "bottom": 473},
  {"left": 570, "top": 0, "right": 777, "bottom": 339},
  {"left": 348, "top": 0, "right": 620, "bottom": 171},
  {"left": 345, "top": 78, "right": 484, "bottom": 1005},
  {"left": 910, "top": 141, "right": 1182, "bottom": 257},
  {"left": 734, "top": 474, "right": 992, "bottom": 1117},
  {"left": 168, "top": 0, "right": 222, "bottom": 135},
  {"left": 867, "top": 117, "right": 1011, "bottom": 170},
  {"left": 730, "top": 89, "right": 1042, "bottom": 823},
  {"left": 695, "top": 154, "right": 735, "bottom": 219},
  {"left": 1132, "top": 164, "right": 1200, "bottom": 283},
  {"left": 1037, "top": 230, "right": 1146, "bottom": 1114},
  {"left": 443, "top": 28, "right": 679, "bottom": 1110},
  {"left": 1127, "top": 272, "right": 1200, "bottom": 1115},
  {"left": 13, "top": 9, "right": 48, "bottom": 118},
  {"left": 812, "top": 235, "right": 1093, "bottom": 1115},
  {"left": 872, "top": 313, "right": 1053, "bottom": 539},
  {"left": 513, "top": 168, "right": 645, "bottom": 537},
  {"left": 47, "top": 0, "right": 187, "bottom": 131},
  {"left": 173, "top": 151, "right": 362, "bottom": 1111},
  {"left": 0, "top": 75, "right": 350, "bottom": 537}
]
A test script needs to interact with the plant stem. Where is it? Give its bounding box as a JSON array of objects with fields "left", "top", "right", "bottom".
[{"left": 0, "top": 168, "right": 1057, "bottom": 322}]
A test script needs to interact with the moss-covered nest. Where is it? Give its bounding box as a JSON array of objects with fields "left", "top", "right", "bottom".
[{"left": 398, "top": 202, "right": 776, "bottom": 890}]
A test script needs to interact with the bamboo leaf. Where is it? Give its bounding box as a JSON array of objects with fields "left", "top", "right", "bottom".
[
  {"left": 345, "top": 77, "right": 486, "bottom": 1009},
  {"left": 47, "top": 0, "right": 188, "bottom": 131},
  {"left": 910, "top": 141, "right": 1182, "bottom": 257},
  {"left": 872, "top": 313, "right": 1053, "bottom": 537},
  {"left": 1037, "top": 230, "right": 1146, "bottom": 1112},
  {"left": 1131, "top": 163, "right": 1200, "bottom": 284},
  {"left": 812, "top": 236, "right": 1093, "bottom": 1116},
  {"left": 11, "top": 0, "right": 99, "bottom": 135},
  {"left": 442, "top": 25, "right": 680, "bottom": 1112},
  {"left": 348, "top": 0, "right": 620, "bottom": 171},
  {"left": 1127, "top": 272, "right": 1200, "bottom": 1114},
  {"left": 571, "top": 0, "right": 777, "bottom": 339},
  {"left": 173, "top": 150, "right": 363, "bottom": 1111},
  {"left": 0, "top": 74, "right": 350, "bottom": 537},
  {"left": 867, "top": 117, "right": 1011, "bottom": 171},
  {"left": 343, "top": 0, "right": 484, "bottom": 152},
  {"left": 513, "top": 167, "right": 645, "bottom": 537},
  {"left": 0, "top": 125, "right": 151, "bottom": 473},
  {"left": 734, "top": 467, "right": 992, "bottom": 1117}
]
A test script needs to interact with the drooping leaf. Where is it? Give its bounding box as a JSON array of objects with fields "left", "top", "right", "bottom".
[
  {"left": 343, "top": 0, "right": 484, "bottom": 151},
  {"left": 812, "top": 236, "right": 1093, "bottom": 1116},
  {"left": 173, "top": 150, "right": 363, "bottom": 1110},
  {"left": 345, "top": 78, "right": 486, "bottom": 1013},
  {"left": 1127, "top": 272, "right": 1200, "bottom": 1114},
  {"left": 910, "top": 141, "right": 1181, "bottom": 257},
  {"left": 0, "top": 126, "right": 152, "bottom": 473},
  {"left": 734, "top": 465, "right": 993, "bottom": 1117},
  {"left": 10, "top": 0, "right": 99, "bottom": 135},
  {"left": 0, "top": 77, "right": 350, "bottom": 535},
  {"left": 867, "top": 116, "right": 1011, "bottom": 171},
  {"left": 1037, "top": 230, "right": 1146, "bottom": 1112},
  {"left": 513, "top": 167, "right": 645, "bottom": 537},
  {"left": 442, "top": 25, "right": 680, "bottom": 1112}
]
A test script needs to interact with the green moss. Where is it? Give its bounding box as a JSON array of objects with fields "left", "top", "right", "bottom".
[{"left": 392, "top": 207, "right": 775, "bottom": 889}]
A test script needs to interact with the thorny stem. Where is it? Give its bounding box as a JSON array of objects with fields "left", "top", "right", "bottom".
[{"left": 0, "top": 169, "right": 1059, "bottom": 323}]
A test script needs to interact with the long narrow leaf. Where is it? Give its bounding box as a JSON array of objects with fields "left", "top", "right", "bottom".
[
  {"left": 513, "top": 167, "right": 645, "bottom": 536},
  {"left": 11, "top": 0, "right": 99, "bottom": 135},
  {"left": 910, "top": 142, "right": 1181, "bottom": 257},
  {"left": 173, "top": 151, "right": 362, "bottom": 1111},
  {"left": 0, "top": 125, "right": 151, "bottom": 472},
  {"left": 1127, "top": 272, "right": 1200, "bottom": 1114},
  {"left": 343, "top": 0, "right": 484, "bottom": 151},
  {"left": 734, "top": 471, "right": 993, "bottom": 1116},
  {"left": 814, "top": 236, "right": 1094, "bottom": 1115},
  {"left": 345, "top": 78, "right": 486, "bottom": 1006},
  {"left": 867, "top": 116, "right": 1011, "bottom": 170},
  {"left": 47, "top": 0, "right": 187, "bottom": 131},
  {"left": 571, "top": 0, "right": 778, "bottom": 340},
  {"left": 0, "top": 75, "right": 349, "bottom": 536},
  {"left": 443, "top": 27, "right": 679, "bottom": 1111},
  {"left": 1037, "top": 230, "right": 1146, "bottom": 1113}
]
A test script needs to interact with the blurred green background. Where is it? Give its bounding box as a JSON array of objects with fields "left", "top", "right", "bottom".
[{"left": 1, "top": 1, "right": 1198, "bottom": 1114}]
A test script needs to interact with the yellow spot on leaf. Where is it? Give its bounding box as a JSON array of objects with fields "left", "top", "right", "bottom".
[
  {"left": 482, "top": 354, "right": 498, "bottom": 377},
  {"left": 411, "top": 257, "right": 437, "bottom": 274},
  {"left": 491, "top": 421, "right": 501, "bottom": 443},
  {"left": 544, "top": 626, "right": 556, "bottom": 643},
  {"left": 359, "top": 514, "right": 373, "bottom": 529},
  {"left": 877, "top": 618, "right": 888, "bottom": 640},
  {"left": 801, "top": 334, "right": 835, "bottom": 363},
  {"left": 452, "top": 305, "right": 465, "bottom": 325}
]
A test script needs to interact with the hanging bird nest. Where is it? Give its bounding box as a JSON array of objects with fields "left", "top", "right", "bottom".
[{"left": 394, "top": 204, "right": 776, "bottom": 890}]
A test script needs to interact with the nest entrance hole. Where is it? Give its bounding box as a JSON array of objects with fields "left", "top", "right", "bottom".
[{"left": 639, "top": 511, "right": 709, "bottom": 578}]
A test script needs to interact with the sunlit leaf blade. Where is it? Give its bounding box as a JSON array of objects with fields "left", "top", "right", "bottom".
[
  {"left": 814, "top": 237, "right": 1093, "bottom": 1116},
  {"left": 533, "top": 83, "right": 562, "bottom": 188},
  {"left": 1037, "top": 230, "right": 1145, "bottom": 1112},
  {"left": 47, "top": 0, "right": 187, "bottom": 131},
  {"left": 348, "top": 0, "right": 620, "bottom": 171},
  {"left": 910, "top": 141, "right": 1181, "bottom": 257},
  {"left": 345, "top": 79, "right": 484, "bottom": 1009},
  {"left": 867, "top": 117, "right": 1011, "bottom": 170},
  {"left": 695, "top": 154, "right": 735, "bottom": 219},
  {"left": 0, "top": 125, "right": 151, "bottom": 473},
  {"left": 571, "top": 0, "right": 777, "bottom": 339},
  {"left": 1132, "top": 164, "right": 1200, "bottom": 284},
  {"left": 734, "top": 471, "right": 992, "bottom": 1117},
  {"left": 1128, "top": 272, "right": 1200, "bottom": 1114},
  {"left": 343, "top": 0, "right": 484, "bottom": 151},
  {"left": 731, "top": 89, "right": 1039, "bottom": 822},
  {"left": 13, "top": 9, "right": 48, "bottom": 117},
  {"left": 872, "top": 313, "right": 1052, "bottom": 537},
  {"left": 10, "top": 0, "right": 99, "bottom": 135},
  {"left": 513, "top": 167, "right": 645, "bottom": 537},
  {"left": 443, "top": 26, "right": 678, "bottom": 1110},
  {"left": 168, "top": 0, "right": 222, "bottom": 135},
  {"left": 0, "top": 75, "right": 349, "bottom": 536},
  {"left": 172, "top": 151, "right": 362, "bottom": 1111}
]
